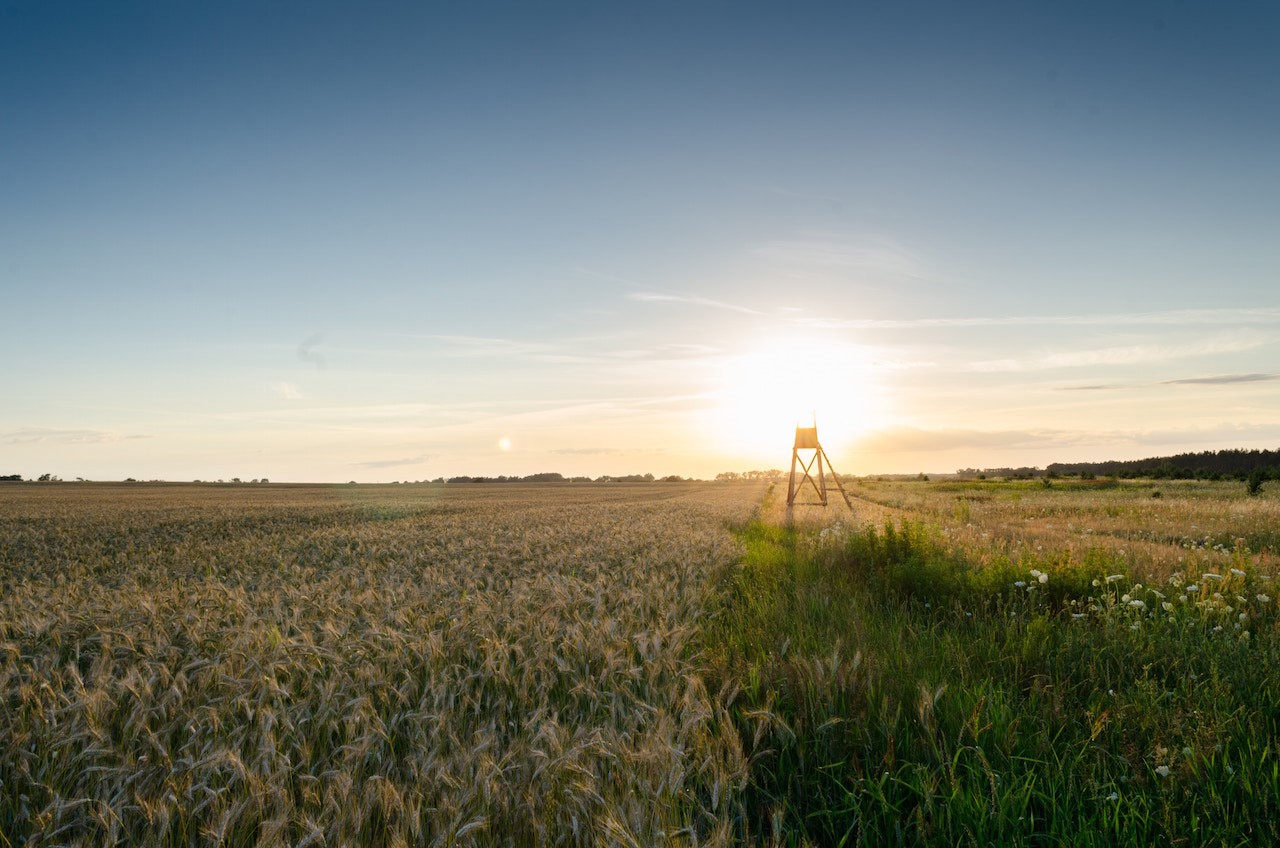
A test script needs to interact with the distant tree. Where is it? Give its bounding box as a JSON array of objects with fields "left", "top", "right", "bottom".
[
  {"left": 231, "top": 477, "right": 242, "bottom": 484},
  {"left": 1248, "top": 469, "right": 1266, "bottom": 497},
  {"left": 1, "top": 473, "right": 22, "bottom": 482},
  {"left": 260, "top": 478, "right": 269, "bottom": 484},
  {"left": 523, "top": 472, "right": 566, "bottom": 483}
]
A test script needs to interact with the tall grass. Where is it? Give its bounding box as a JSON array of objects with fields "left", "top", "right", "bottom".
[{"left": 701, "top": 483, "right": 1280, "bottom": 846}]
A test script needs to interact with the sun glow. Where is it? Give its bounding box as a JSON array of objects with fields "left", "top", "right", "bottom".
[{"left": 708, "top": 337, "right": 885, "bottom": 467}]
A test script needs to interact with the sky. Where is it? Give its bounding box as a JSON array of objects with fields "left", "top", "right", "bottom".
[{"left": 3, "top": 1, "right": 1279, "bottom": 482}]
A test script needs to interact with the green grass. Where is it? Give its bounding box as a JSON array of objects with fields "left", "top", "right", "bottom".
[{"left": 699, "top": 509, "right": 1280, "bottom": 846}]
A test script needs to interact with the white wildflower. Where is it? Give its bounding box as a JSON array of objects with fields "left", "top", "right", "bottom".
[
  {"left": 1155, "top": 765, "right": 1171, "bottom": 777},
  {"left": 1257, "top": 594, "right": 1271, "bottom": 603}
]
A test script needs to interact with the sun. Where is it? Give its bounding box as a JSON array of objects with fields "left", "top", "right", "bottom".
[{"left": 707, "top": 336, "right": 884, "bottom": 465}]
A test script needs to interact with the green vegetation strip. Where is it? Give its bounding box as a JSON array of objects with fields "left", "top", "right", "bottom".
[{"left": 700, "top": 509, "right": 1280, "bottom": 846}]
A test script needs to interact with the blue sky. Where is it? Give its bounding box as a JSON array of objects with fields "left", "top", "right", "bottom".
[{"left": 3, "top": 1, "right": 1278, "bottom": 481}]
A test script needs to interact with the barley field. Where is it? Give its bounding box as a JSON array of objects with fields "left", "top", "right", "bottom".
[{"left": 5, "top": 477, "right": 1280, "bottom": 846}]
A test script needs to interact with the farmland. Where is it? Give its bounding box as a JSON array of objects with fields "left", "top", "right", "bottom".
[
  {"left": 4, "top": 477, "right": 1280, "bottom": 845},
  {"left": 0, "top": 482, "right": 761, "bottom": 845}
]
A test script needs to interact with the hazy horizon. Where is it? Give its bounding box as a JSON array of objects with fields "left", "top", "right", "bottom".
[{"left": 4, "top": 2, "right": 1278, "bottom": 482}]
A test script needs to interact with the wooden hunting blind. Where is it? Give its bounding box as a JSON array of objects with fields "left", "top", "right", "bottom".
[{"left": 787, "top": 420, "right": 853, "bottom": 509}]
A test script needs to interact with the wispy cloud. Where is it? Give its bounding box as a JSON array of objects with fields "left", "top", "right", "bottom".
[
  {"left": 856, "top": 427, "right": 1084, "bottom": 454},
  {"left": 969, "top": 332, "right": 1273, "bottom": 373},
  {"left": 297, "top": 334, "right": 327, "bottom": 370},
  {"left": 271, "top": 381, "right": 304, "bottom": 400},
  {"left": 805, "top": 307, "right": 1280, "bottom": 331},
  {"left": 428, "top": 335, "right": 556, "bottom": 358},
  {"left": 856, "top": 422, "right": 1280, "bottom": 460},
  {"left": 352, "top": 456, "right": 430, "bottom": 469},
  {"left": 1163, "top": 373, "right": 1280, "bottom": 386},
  {"left": 627, "top": 291, "right": 763, "bottom": 316},
  {"left": 550, "top": 447, "right": 664, "bottom": 456},
  {"left": 1056, "top": 384, "right": 1131, "bottom": 392},
  {"left": 1, "top": 427, "right": 145, "bottom": 444}
]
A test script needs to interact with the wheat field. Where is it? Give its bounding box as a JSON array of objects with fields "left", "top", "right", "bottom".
[{"left": 1, "top": 482, "right": 765, "bottom": 846}]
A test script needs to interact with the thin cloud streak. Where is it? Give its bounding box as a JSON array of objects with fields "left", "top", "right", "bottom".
[
  {"left": 804, "top": 307, "right": 1280, "bottom": 331},
  {"left": 352, "top": 455, "right": 430, "bottom": 469},
  {"left": 2, "top": 427, "right": 145, "bottom": 445},
  {"left": 1164, "top": 373, "right": 1280, "bottom": 386},
  {"left": 856, "top": 421, "right": 1280, "bottom": 457},
  {"left": 627, "top": 292, "right": 764, "bottom": 316},
  {"left": 968, "top": 332, "right": 1273, "bottom": 373}
]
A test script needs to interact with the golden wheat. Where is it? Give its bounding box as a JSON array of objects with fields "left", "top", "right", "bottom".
[{"left": 1, "top": 481, "right": 764, "bottom": 846}]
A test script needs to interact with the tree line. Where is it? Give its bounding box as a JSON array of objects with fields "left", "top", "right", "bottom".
[{"left": 1046, "top": 448, "right": 1280, "bottom": 481}]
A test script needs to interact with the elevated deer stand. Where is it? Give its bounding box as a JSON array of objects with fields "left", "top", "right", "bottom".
[{"left": 786, "top": 421, "right": 853, "bottom": 511}]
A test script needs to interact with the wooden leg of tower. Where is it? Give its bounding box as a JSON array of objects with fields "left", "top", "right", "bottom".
[
  {"left": 817, "top": 447, "right": 828, "bottom": 505},
  {"left": 787, "top": 448, "right": 799, "bottom": 505},
  {"left": 821, "top": 447, "right": 856, "bottom": 510}
]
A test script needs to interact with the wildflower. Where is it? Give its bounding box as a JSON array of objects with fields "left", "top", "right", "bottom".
[
  {"left": 1107, "top": 791, "right": 1119, "bottom": 801},
  {"left": 1239, "top": 612, "right": 1248, "bottom": 622},
  {"left": 1162, "top": 602, "right": 1174, "bottom": 612},
  {"left": 1122, "top": 594, "right": 1132, "bottom": 603},
  {"left": 1182, "top": 747, "right": 1192, "bottom": 757},
  {"left": 1231, "top": 568, "right": 1246, "bottom": 577},
  {"left": 1072, "top": 613, "right": 1086, "bottom": 619},
  {"left": 1133, "top": 583, "right": 1143, "bottom": 591},
  {"left": 1257, "top": 594, "right": 1271, "bottom": 603},
  {"left": 1129, "top": 599, "right": 1146, "bottom": 610},
  {"left": 1151, "top": 589, "right": 1165, "bottom": 599},
  {"left": 1092, "top": 579, "right": 1101, "bottom": 587},
  {"left": 1204, "top": 573, "right": 1223, "bottom": 581},
  {"left": 1186, "top": 584, "right": 1199, "bottom": 593},
  {"left": 1106, "top": 574, "right": 1123, "bottom": 583},
  {"left": 1014, "top": 580, "right": 1026, "bottom": 588},
  {"left": 1179, "top": 595, "right": 1188, "bottom": 603},
  {"left": 1155, "top": 765, "right": 1171, "bottom": 777},
  {"left": 1038, "top": 572, "right": 1048, "bottom": 584}
]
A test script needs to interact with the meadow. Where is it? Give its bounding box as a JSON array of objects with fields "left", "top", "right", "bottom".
[{"left": 3, "top": 476, "right": 1280, "bottom": 845}]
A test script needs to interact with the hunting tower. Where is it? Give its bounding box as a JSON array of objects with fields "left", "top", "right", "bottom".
[{"left": 786, "top": 420, "right": 853, "bottom": 509}]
